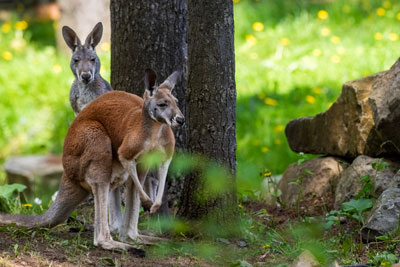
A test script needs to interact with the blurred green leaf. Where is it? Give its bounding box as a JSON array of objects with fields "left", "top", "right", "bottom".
[{"left": 0, "top": 184, "right": 26, "bottom": 199}]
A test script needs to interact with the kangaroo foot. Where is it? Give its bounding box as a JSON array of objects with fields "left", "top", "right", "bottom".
[{"left": 97, "top": 239, "right": 145, "bottom": 257}]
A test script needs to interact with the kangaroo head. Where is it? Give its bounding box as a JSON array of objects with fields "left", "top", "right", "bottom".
[
  {"left": 143, "top": 69, "right": 185, "bottom": 128},
  {"left": 62, "top": 22, "right": 103, "bottom": 85}
]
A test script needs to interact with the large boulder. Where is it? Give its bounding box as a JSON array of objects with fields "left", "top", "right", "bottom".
[
  {"left": 286, "top": 58, "right": 400, "bottom": 158},
  {"left": 361, "top": 187, "right": 400, "bottom": 241},
  {"left": 334, "top": 156, "right": 400, "bottom": 208},
  {"left": 278, "top": 157, "right": 349, "bottom": 211},
  {"left": 369, "top": 59, "right": 400, "bottom": 155}
]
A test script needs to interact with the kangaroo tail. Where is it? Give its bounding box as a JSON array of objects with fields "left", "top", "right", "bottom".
[{"left": 0, "top": 175, "right": 88, "bottom": 228}]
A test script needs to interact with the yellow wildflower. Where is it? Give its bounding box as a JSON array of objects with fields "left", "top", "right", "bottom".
[
  {"left": 245, "top": 34, "right": 257, "bottom": 46},
  {"left": 274, "top": 139, "right": 282, "bottom": 145},
  {"left": 374, "top": 32, "right": 383, "bottom": 40},
  {"left": 261, "top": 147, "right": 269, "bottom": 153},
  {"left": 253, "top": 22, "right": 264, "bottom": 32},
  {"left": 389, "top": 33, "right": 398, "bottom": 41},
  {"left": 262, "top": 244, "right": 271, "bottom": 249},
  {"left": 320, "top": 27, "right": 331, "bottom": 36},
  {"left": 1, "top": 23, "right": 11, "bottom": 34},
  {"left": 312, "top": 49, "right": 321, "bottom": 57},
  {"left": 264, "top": 171, "right": 272, "bottom": 177},
  {"left": 22, "top": 203, "right": 32, "bottom": 208},
  {"left": 376, "top": 8, "right": 386, "bottom": 16},
  {"left": 238, "top": 204, "right": 243, "bottom": 209},
  {"left": 264, "top": 97, "right": 278, "bottom": 106},
  {"left": 331, "top": 55, "right": 340, "bottom": 63},
  {"left": 330, "top": 36, "right": 340, "bottom": 44},
  {"left": 274, "top": 125, "right": 285, "bottom": 132},
  {"left": 15, "top": 21, "right": 28, "bottom": 31},
  {"left": 233, "top": 0, "right": 240, "bottom": 3},
  {"left": 306, "top": 95, "right": 316, "bottom": 104},
  {"left": 397, "top": 12, "right": 400, "bottom": 20},
  {"left": 53, "top": 64, "right": 62, "bottom": 73},
  {"left": 313, "top": 87, "right": 322, "bottom": 94},
  {"left": 317, "top": 10, "right": 328, "bottom": 20},
  {"left": 280, "top": 37, "right": 290, "bottom": 46},
  {"left": 2, "top": 51, "right": 13, "bottom": 61},
  {"left": 100, "top": 42, "right": 111, "bottom": 52}
]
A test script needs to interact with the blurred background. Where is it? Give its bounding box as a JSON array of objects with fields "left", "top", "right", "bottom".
[{"left": 0, "top": 0, "right": 398, "bottom": 205}]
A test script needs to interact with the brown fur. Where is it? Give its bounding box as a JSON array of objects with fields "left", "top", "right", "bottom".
[{"left": 64, "top": 90, "right": 175, "bottom": 184}]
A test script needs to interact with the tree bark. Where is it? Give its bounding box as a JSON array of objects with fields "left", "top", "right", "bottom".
[
  {"left": 178, "top": 0, "right": 238, "bottom": 225},
  {"left": 110, "top": 0, "right": 187, "bottom": 211}
]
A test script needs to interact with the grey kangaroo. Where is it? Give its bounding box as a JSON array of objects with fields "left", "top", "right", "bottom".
[{"left": 62, "top": 22, "right": 112, "bottom": 115}]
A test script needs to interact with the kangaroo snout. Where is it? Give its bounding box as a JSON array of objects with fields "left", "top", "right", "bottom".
[
  {"left": 80, "top": 72, "right": 93, "bottom": 84},
  {"left": 175, "top": 116, "right": 185, "bottom": 126},
  {"left": 172, "top": 115, "right": 185, "bottom": 128}
]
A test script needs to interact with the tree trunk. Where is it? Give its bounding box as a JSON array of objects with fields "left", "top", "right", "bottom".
[
  {"left": 110, "top": 0, "right": 187, "bottom": 211},
  {"left": 178, "top": 0, "right": 238, "bottom": 226}
]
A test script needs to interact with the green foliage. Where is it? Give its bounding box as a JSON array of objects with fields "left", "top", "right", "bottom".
[
  {"left": 0, "top": 183, "right": 26, "bottom": 213},
  {"left": 341, "top": 198, "right": 373, "bottom": 223},
  {"left": 371, "top": 251, "right": 398, "bottom": 266},
  {"left": 326, "top": 198, "right": 373, "bottom": 228},
  {"left": 0, "top": 183, "right": 26, "bottom": 199}
]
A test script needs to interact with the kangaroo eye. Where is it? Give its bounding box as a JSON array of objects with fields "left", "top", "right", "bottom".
[
  {"left": 73, "top": 58, "right": 79, "bottom": 63},
  {"left": 157, "top": 103, "right": 168, "bottom": 107},
  {"left": 90, "top": 58, "right": 96, "bottom": 62}
]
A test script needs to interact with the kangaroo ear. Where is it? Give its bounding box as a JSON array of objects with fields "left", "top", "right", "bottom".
[
  {"left": 144, "top": 69, "right": 158, "bottom": 96},
  {"left": 84, "top": 22, "right": 103, "bottom": 50},
  {"left": 158, "top": 71, "right": 181, "bottom": 92},
  {"left": 62, "top": 26, "right": 82, "bottom": 52}
]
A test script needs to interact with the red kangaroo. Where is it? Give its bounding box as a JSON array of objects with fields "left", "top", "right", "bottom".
[{"left": 0, "top": 69, "right": 184, "bottom": 253}]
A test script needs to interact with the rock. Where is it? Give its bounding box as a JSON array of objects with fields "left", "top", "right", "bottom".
[
  {"left": 278, "top": 157, "right": 349, "bottom": 210},
  {"left": 291, "top": 250, "right": 319, "bottom": 267},
  {"left": 237, "top": 240, "right": 248, "bottom": 248},
  {"left": 287, "top": 58, "right": 400, "bottom": 157},
  {"left": 3, "top": 155, "right": 63, "bottom": 196},
  {"left": 369, "top": 59, "right": 400, "bottom": 155},
  {"left": 285, "top": 72, "right": 383, "bottom": 158},
  {"left": 334, "top": 156, "right": 400, "bottom": 208},
  {"left": 361, "top": 187, "right": 400, "bottom": 241}
]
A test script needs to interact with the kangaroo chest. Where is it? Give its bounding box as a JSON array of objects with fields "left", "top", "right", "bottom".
[{"left": 76, "top": 86, "right": 103, "bottom": 112}]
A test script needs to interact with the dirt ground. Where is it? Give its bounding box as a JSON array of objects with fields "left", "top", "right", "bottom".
[
  {"left": 0, "top": 197, "right": 393, "bottom": 267},
  {"left": 0, "top": 225, "right": 210, "bottom": 267}
]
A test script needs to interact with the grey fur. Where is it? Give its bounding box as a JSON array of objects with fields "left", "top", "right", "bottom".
[{"left": 62, "top": 22, "right": 112, "bottom": 115}]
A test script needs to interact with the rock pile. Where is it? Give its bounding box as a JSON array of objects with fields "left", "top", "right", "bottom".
[{"left": 279, "top": 58, "right": 400, "bottom": 241}]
